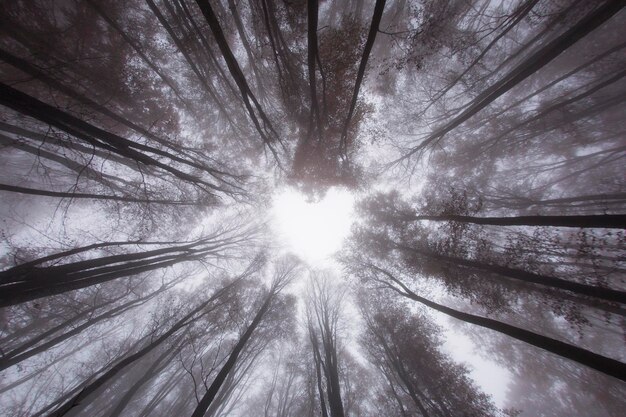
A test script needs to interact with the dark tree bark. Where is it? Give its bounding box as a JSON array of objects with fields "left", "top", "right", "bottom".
[
  {"left": 83, "top": 0, "right": 189, "bottom": 105},
  {"left": 405, "top": 213, "right": 626, "bottom": 229},
  {"left": 340, "top": 0, "right": 386, "bottom": 154},
  {"left": 309, "top": 329, "right": 330, "bottom": 417},
  {"left": 106, "top": 335, "right": 182, "bottom": 417},
  {"left": 190, "top": 287, "right": 278, "bottom": 417},
  {"left": 366, "top": 263, "right": 626, "bottom": 382},
  {"left": 144, "top": 0, "right": 236, "bottom": 125},
  {"left": 0, "top": 82, "right": 228, "bottom": 194},
  {"left": 0, "top": 183, "right": 204, "bottom": 206},
  {"left": 193, "top": 0, "right": 283, "bottom": 160},
  {"left": 0, "top": 283, "right": 169, "bottom": 371},
  {"left": 306, "top": 0, "right": 322, "bottom": 141},
  {"left": 0, "top": 235, "right": 247, "bottom": 306},
  {"left": 45, "top": 278, "right": 242, "bottom": 417},
  {"left": 395, "top": 242, "right": 626, "bottom": 304},
  {"left": 396, "top": 0, "right": 625, "bottom": 161},
  {"left": 306, "top": 276, "right": 346, "bottom": 417},
  {"left": 0, "top": 49, "right": 237, "bottom": 181},
  {"left": 418, "top": 0, "right": 541, "bottom": 117}
]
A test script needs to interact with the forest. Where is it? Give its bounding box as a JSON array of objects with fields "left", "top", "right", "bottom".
[{"left": 0, "top": 0, "right": 624, "bottom": 416}]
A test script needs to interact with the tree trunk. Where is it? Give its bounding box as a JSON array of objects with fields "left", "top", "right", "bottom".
[
  {"left": 396, "top": 243, "right": 626, "bottom": 304},
  {"left": 408, "top": 213, "right": 626, "bottom": 229},
  {"left": 369, "top": 263, "right": 626, "bottom": 382},
  {"left": 0, "top": 285, "right": 167, "bottom": 371},
  {"left": 193, "top": 0, "right": 282, "bottom": 157},
  {"left": 0, "top": 82, "right": 223, "bottom": 193},
  {"left": 340, "top": 0, "right": 386, "bottom": 153},
  {"left": 397, "top": 0, "right": 625, "bottom": 160},
  {"left": 45, "top": 278, "right": 239, "bottom": 417},
  {"left": 0, "top": 183, "right": 201, "bottom": 205},
  {"left": 106, "top": 334, "right": 183, "bottom": 417},
  {"left": 190, "top": 289, "right": 277, "bottom": 417}
]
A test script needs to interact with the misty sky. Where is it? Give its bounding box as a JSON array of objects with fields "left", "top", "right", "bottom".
[{"left": 0, "top": 1, "right": 625, "bottom": 416}]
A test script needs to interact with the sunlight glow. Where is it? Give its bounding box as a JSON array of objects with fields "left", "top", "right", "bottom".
[{"left": 271, "top": 188, "right": 355, "bottom": 264}]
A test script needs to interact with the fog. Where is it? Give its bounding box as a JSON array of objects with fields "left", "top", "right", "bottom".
[{"left": 0, "top": 1, "right": 624, "bottom": 416}]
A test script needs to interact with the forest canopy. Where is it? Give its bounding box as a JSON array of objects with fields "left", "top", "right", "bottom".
[{"left": 0, "top": 0, "right": 624, "bottom": 416}]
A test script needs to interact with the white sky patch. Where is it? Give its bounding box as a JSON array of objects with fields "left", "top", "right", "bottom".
[
  {"left": 271, "top": 187, "right": 355, "bottom": 266},
  {"left": 439, "top": 317, "right": 512, "bottom": 407}
]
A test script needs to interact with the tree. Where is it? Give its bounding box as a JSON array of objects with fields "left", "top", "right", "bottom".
[
  {"left": 359, "top": 291, "right": 504, "bottom": 417},
  {"left": 305, "top": 273, "right": 347, "bottom": 417},
  {"left": 191, "top": 257, "right": 300, "bottom": 417},
  {"left": 1, "top": 1, "right": 625, "bottom": 415}
]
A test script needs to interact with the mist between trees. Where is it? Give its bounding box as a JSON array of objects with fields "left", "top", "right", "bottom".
[{"left": 0, "top": 0, "right": 624, "bottom": 416}]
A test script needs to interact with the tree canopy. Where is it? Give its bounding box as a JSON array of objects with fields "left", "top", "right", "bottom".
[{"left": 0, "top": 1, "right": 624, "bottom": 416}]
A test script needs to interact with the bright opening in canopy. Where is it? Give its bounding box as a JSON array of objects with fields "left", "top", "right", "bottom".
[{"left": 271, "top": 188, "right": 355, "bottom": 264}]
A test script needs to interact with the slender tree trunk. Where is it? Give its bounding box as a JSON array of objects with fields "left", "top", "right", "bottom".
[
  {"left": 84, "top": 0, "right": 189, "bottom": 105},
  {"left": 0, "top": 82, "right": 223, "bottom": 193},
  {"left": 136, "top": 368, "right": 186, "bottom": 417},
  {"left": 306, "top": 0, "right": 322, "bottom": 141},
  {"left": 323, "top": 335, "right": 345, "bottom": 417},
  {"left": 144, "top": 0, "right": 236, "bottom": 127},
  {"left": 419, "top": 0, "right": 541, "bottom": 116},
  {"left": 340, "top": 0, "right": 386, "bottom": 154},
  {"left": 106, "top": 335, "right": 182, "bottom": 417},
  {"left": 193, "top": 0, "right": 283, "bottom": 158},
  {"left": 396, "top": 243, "right": 626, "bottom": 304},
  {"left": 406, "top": 213, "right": 626, "bottom": 229},
  {"left": 368, "top": 323, "right": 431, "bottom": 417},
  {"left": 45, "top": 278, "right": 239, "bottom": 417},
  {"left": 0, "top": 122, "right": 139, "bottom": 171},
  {"left": 309, "top": 326, "right": 330, "bottom": 417},
  {"left": 0, "top": 330, "right": 113, "bottom": 397},
  {"left": 30, "top": 328, "right": 141, "bottom": 417},
  {"left": 0, "top": 285, "right": 167, "bottom": 371},
  {"left": 0, "top": 239, "right": 191, "bottom": 281},
  {"left": 190, "top": 289, "right": 277, "bottom": 417},
  {"left": 368, "top": 263, "right": 626, "bottom": 382},
  {"left": 0, "top": 133, "right": 128, "bottom": 194},
  {"left": 226, "top": 0, "right": 265, "bottom": 94},
  {"left": 0, "top": 183, "right": 202, "bottom": 205},
  {"left": 396, "top": 0, "right": 625, "bottom": 160}
]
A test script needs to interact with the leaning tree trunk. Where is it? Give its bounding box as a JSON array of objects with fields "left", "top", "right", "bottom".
[
  {"left": 368, "top": 263, "right": 626, "bottom": 382},
  {"left": 45, "top": 278, "right": 241, "bottom": 417},
  {"left": 396, "top": 0, "right": 625, "bottom": 160},
  {"left": 190, "top": 288, "right": 277, "bottom": 417},
  {"left": 406, "top": 213, "right": 626, "bottom": 229},
  {"left": 395, "top": 243, "right": 626, "bottom": 304}
]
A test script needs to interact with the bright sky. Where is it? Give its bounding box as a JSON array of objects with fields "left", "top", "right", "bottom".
[
  {"left": 271, "top": 187, "right": 355, "bottom": 265},
  {"left": 271, "top": 186, "right": 511, "bottom": 407},
  {"left": 440, "top": 319, "right": 511, "bottom": 407}
]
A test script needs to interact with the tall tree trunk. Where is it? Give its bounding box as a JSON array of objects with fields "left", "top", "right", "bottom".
[
  {"left": 106, "top": 334, "right": 183, "bottom": 417},
  {"left": 0, "top": 82, "right": 224, "bottom": 193},
  {"left": 367, "top": 263, "right": 626, "bottom": 382},
  {"left": 340, "top": 0, "right": 386, "bottom": 154},
  {"left": 406, "top": 213, "right": 626, "bottom": 229},
  {"left": 395, "top": 243, "right": 626, "bottom": 304},
  {"left": 83, "top": 0, "right": 189, "bottom": 106},
  {"left": 0, "top": 183, "right": 201, "bottom": 205},
  {"left": 190, "top": 288, "right": 277, "bottom": 417},
  {"left": 0, "top": 284, "right": 168, "bottom": 371},
  {"left": 419, "top": 0, "right": 541, "bottom": 116},
  {"left": 309, "top": 326, "right": 330, "bottom": 417},
  {"left": 306, "top": 0, "right": 322, "bottom": 142},
  {"left": 396, "top": 0, "right": 625, "bottom": 160},
  {"left": 45, "top": 278, "right": 239, "bottom": 417},
  {"left": 193, "top": 0, "right": 283, "bottom": 160},
  {"left": 0, "top": 237, "right": 229, "bottom": 306}
]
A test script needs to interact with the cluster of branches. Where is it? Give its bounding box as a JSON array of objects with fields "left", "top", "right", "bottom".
[
  {"left": 1, "top": 0, "right": 625, "bottom": 416},
  {"left": 342, "top": 187, "right": 625, "bottom": 414}
]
